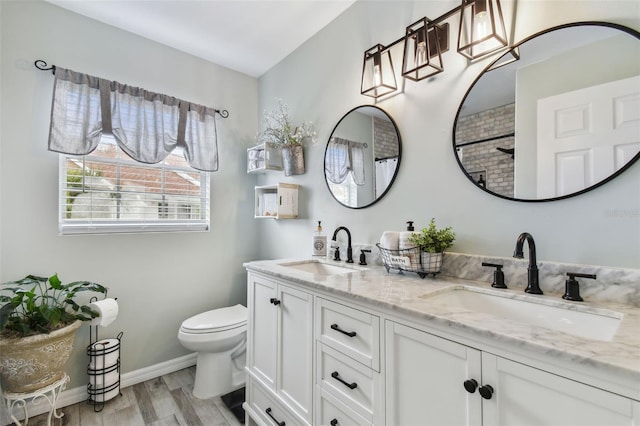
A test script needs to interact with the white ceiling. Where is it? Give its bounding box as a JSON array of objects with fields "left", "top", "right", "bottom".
[{"left": 45, "top": 0, "right": 356, "bottom": 77}]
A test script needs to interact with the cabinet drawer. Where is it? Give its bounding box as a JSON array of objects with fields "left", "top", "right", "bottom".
[
  {"left": 316, "top": 297, "right": 380, "bottom": 370},
  {"left": 317, "top": 343, "right": 379, "bottom": 422},
  {"left": 247, "top": 375, "right": 306, "bottom": 426},
  {"left": 316, "top": 386, "right": 372, "bottom": 426}
]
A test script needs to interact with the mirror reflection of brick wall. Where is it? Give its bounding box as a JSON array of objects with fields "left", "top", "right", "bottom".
[
  {"left": 455, "top": 103, "right": 515, "bottom": 198},
  {"left": 373, "top": 117, "right": 399, "bottom": 159}
]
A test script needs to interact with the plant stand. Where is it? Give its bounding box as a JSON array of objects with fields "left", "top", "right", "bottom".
[{"left": 2, "top": 372, "right": 69, "bottom": 426}]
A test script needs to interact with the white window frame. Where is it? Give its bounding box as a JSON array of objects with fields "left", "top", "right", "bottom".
[{"left": 59, "top": 137, "right": 210, "bottom": 235}]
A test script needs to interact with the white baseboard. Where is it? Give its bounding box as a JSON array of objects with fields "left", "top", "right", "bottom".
[{"left": 1, "top": 353, "right": 197, "bottom": 425}]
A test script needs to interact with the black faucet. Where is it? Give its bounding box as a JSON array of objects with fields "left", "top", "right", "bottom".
[
  {"left": 513, "top": 232, "right": 543, "bottom": 294},
  {"left": 332, "top": 226, "right": 353, "bottom": 263}
]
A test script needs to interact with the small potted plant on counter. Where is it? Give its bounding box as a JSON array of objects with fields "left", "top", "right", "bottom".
[
  {"left": 408, "top": 218, "right": 456, "bottom": 274},
  {"left": 0, "top": 273, "right": 108, "bottom": 393}
]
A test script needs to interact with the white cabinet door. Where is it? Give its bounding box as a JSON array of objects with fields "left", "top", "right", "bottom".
[
  {"left": 277, "top": 283, "right": 314, "bottom": 423},
  {"left": 248, "top": 273, "right": 278, "bottom": 390},
  {"left": 385, "top": 321, "right": 482, "bottom": 426},
  {"left": 482, "top": 352, "right": 639, "bottom": 426}
]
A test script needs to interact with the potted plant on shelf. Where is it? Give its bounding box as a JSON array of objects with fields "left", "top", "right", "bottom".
[
  {"left": 258, "top": 98, "right": 317, "bottom": 176},
  {"left": 0, "top": 273, "right": 108, "bottom": 393},
  {"left": 408, "top": 218, "right": 456, "bottom": 274}
]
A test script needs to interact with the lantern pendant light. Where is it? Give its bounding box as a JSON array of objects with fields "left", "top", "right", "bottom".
[
  {"left": 458, "top": 0, "right": 508, "bottom": 60},
  {"left": 361, "top": 44, "right": 397, "bottom": 98}
]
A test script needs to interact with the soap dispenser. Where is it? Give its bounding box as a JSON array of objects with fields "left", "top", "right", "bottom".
[
  {"left": 399, "top": 220, "right": 418, "bottom": 266},
  {"left": 312, "top": 221, "right": 327, "bottom": 257},
  {"left": 399, "top": 221, "right": 418, "bottom": 249}
]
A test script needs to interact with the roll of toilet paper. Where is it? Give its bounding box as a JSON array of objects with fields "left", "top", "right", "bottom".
[
  {"left": 88, "top": 298, "right": 118, "bottom": 327},
  {"left": 89, "top": 369, "right": 119, "bottom": 389},
  {"left": 88, "top": 338, "right": 120, "bottom": 370},
  {"left": 380, "top": 231, "right": 400, "bottom": 251}
]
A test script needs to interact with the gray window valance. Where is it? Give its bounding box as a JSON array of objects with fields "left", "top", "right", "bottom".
[
  {"left": 48, "top": 67, "right": 219, "bottom": 172},
  {"left": 325, "top": 137, "right": 366, "bottom": 185}
]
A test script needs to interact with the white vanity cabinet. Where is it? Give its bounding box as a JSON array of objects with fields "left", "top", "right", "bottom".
[
  {"left": 385, "top": 320, "right": 482, "bottom": 425},
  {"left": 386, "top": 320, "right": 639, "bottom": 426},
  {"left": 245, "top": 263, "right": 639, "bottom": 426},
  {"left": 315, "top": 297, "right": 382, "bottom": 425},
  {"left": 246, "top": 272, "right": 313, "bottom": 424}
]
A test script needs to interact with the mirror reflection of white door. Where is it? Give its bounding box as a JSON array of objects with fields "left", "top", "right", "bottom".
[{"left": 537, "top": 75, "right": 640, "bottom": 198}]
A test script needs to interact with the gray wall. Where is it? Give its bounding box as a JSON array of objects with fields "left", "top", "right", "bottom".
[
  {"left": 0, "top": 1, "right": 259, "bottom": 389},
  {"left": 256, "top": 0, "right": 640, "bottom": 269}
]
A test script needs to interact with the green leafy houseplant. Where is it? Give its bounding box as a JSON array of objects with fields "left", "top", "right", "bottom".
[
  {"left": 0, "top": 273, "right": 108, "bottom": 338},
  {"left": 408, "top": 218, "right": 456, "bottom": 253}
]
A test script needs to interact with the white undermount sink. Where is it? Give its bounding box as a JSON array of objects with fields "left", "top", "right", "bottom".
[
  {"left": 280, "top": 260, "right": 359, "bottom": 276},
  {"left": 421, "top": 287, "right": 622, "bottom": 342}
]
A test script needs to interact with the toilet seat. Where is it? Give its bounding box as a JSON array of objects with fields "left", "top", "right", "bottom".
[{"left": 180, "top": 304, "right": 247, "bottom": 334}]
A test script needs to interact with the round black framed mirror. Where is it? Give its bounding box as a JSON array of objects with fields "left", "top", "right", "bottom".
[
  {"left": 325, "top": 105, "right": 402, "bottom": 208},
  {"left": 453, "top": 22, "right": 640, "bottom": 202}
]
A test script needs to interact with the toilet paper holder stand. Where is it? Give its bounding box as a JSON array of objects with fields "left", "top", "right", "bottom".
[{"left": 86, "top": 297, "right": 123, "bottom": 412}]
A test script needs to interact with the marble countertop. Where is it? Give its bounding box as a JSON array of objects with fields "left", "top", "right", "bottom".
[{"left": 244, "top": 258, "right": 640, "bottom": 392}]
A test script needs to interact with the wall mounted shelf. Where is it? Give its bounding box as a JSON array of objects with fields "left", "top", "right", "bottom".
[
  {"left": 254, "top": 183, "right": 299, "bottom": 219},
  {"left": 247, "top": 144, "right": 282, "bottom": 174}
]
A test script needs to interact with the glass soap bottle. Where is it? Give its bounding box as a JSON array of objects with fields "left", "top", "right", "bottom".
[{"left": 313, "top": 221, "right": 327, "bottom": 257}]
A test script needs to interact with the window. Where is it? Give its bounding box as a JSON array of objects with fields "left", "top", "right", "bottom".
[
  {"left": 59, "top": 136, "right": 209, "bottom": 235},
  {"left": 327, "top": 172, "right": 358, "bottom": 206}
]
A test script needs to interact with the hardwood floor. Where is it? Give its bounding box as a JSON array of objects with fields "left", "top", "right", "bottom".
[{"left": 11, "top": 367, "right": 244, "bottom": 426}]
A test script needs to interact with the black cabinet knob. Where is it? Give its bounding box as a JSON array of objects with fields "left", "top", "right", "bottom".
[
  {"left": 330, "top": 420, "right": 338, "bottom": 426},
  {"left": 463, "top": 379, "right": 478, "bottom": 393},
  {"left": 269, "top": 298, "right": 281, "bottom": 306},
  {"left": 479, "top": 384, "right": 494, "bottom": 400}
]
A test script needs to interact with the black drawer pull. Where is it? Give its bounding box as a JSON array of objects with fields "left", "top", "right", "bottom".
[
  {"left": 330, "top": 323, "right": 356, "bottom": 337},
  {"left": 330, "top": 419, "right": 338, "bottom": 426},
  {"left": 265, "top": 407, "right": 285, "bottom": 426},
  {"left": 331, "top": 371, "right": 358, "bottom": 390},
  {"left": 270, "top": 298, "right": 281, "bottom": 306}
]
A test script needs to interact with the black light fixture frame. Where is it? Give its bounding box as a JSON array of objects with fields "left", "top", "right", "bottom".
[
  {"left": 360, "top": 44, "right": 398, "bottom": 98},
  {"left": 361, "top": 0, "right": 514, "bottom": 97},
  {"left": 457, "top": 0, "right": 509, "bottom": 60},
  {"left": 401, "top": 18, "right": 448, "bottom": 82}
]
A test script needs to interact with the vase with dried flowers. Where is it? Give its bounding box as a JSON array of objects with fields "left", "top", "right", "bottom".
[{"left": 258, "top": 98, "right": 317, "bottom": 176}]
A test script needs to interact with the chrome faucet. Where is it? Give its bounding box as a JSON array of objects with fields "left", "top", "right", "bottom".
[
  {"left": 332, "top": 226, "right": 354, "bottom": 263},
  {"left": 513, "top": 232, "right": 543, "bottom": 294}
]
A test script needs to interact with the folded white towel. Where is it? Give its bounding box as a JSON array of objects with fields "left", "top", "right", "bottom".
[{"left": 380, "top": 231, "right": 400, "bottom": 251}]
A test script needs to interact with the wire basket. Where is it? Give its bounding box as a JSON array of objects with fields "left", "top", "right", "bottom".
[{"left": 376, "top": 243, "right": 443, "bottom": 278}]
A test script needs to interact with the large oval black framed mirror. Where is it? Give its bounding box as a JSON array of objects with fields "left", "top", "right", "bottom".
[
  {"left": 325, "top": 105, "right": 402, "bottom": 208},
  {"left": 453, "top": 22, "right": 640, "bottom": 202}
]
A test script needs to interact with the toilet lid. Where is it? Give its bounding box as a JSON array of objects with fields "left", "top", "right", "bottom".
[{"left": 181, "top": 304, "right": 247, "bottom": 333}]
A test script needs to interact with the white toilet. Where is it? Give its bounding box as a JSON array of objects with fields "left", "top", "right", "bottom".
[{"left": 178, "top": 304, "right": 247, "bottom": 399}]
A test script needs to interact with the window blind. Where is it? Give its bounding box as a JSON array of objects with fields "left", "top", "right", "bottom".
[{"left": 59, "top": 137, "right": 209, "bottom": 235}]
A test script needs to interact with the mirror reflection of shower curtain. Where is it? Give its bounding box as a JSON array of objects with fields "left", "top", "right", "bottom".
[{"left": 375, "top": 157, "right": 397, "bottom": 197}]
